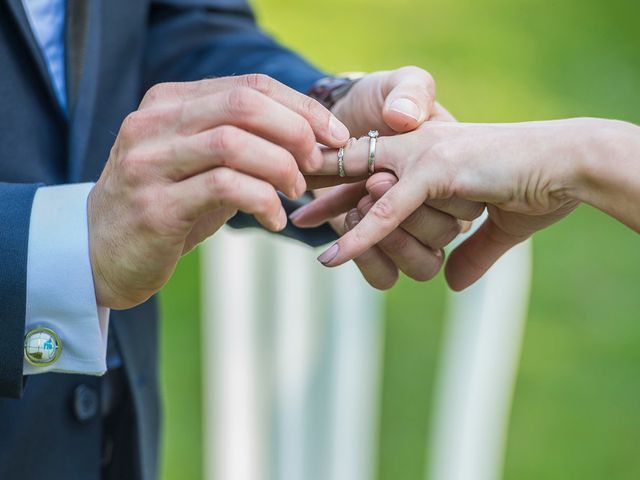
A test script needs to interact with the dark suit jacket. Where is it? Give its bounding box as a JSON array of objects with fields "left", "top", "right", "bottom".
[{"left": 0, "top": 0, "right": 335, "bottom": 478}]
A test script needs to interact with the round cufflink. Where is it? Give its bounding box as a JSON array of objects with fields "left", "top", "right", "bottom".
[{"left": 24, "top": 327, "right": 62, "bottom": 366}]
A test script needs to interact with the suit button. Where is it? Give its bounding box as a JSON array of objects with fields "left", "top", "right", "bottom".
[{"left": 73, "top": 385, "right": 99, "bottom": 423}]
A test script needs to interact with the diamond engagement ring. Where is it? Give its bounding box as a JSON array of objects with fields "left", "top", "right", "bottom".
[{"left": 367, "top": 130, "right": 379, "bottom": 175}]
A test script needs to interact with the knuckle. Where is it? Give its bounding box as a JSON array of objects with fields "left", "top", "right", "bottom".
[
  {"left": 120, "top": 150, "right": 150, "bottom": 185},
  {"left": 301, "top": 96, "right": 324, "bottom": 122},
  {"left": 279, "top": 155, "right": 299, "bottom": 186},
  {"left": 242, "top": 73, "right": 275, "bottom": 94},
  {"left": 384, "top": 232, "right": 411, "bottom": 253},
  {"left": 120, "top": 111, "right": 146, "bottom": 139},
  {"left": 207, "top": 167, "right": 234, "bottom": 200},
  {"left": 369, "top": 197, "right": 398, "bottom": 226},
  {"left": 208, "top": 126, "right": 240, "bottom": 156},
  {"left": 226, "top": 87, "right": 260, "bottom": 114},
  {"left": 290, "top": 121, "right": 315, "bottom": 151},
  {"left": 142, "top": 82, "right": 174, "bottom": 105}
]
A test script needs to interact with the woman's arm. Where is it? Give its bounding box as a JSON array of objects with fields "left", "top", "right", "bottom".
[
  {"left": 573, "top": 120, "right": 640, "bottom": 232},
  {"left": 293, "top": 117, "right": 640, "bottom": 289}
]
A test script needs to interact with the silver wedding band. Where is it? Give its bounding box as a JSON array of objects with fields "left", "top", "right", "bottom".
[
  {"left": 337, "top": 146, "right": 346, "bottom": 177},
  {"left": 367, "top": 130, "right": 379, "bottom": 175}
]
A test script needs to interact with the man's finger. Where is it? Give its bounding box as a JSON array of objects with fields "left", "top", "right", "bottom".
[
  {"left": 289, "top": 182, "right": 367, "bottom": 227},
  {"left": 141, "top": 75, "right": 350, "bottom": 151},
  {"left": 171, "top": 167, "right": 286, "bottom": 232},
  {"left": 317, "top": 175, "right": 427, "bottom": 267},
  {"left": 180, "top": 89, "right": 326, "bottom": 172},
  {"left": 170, "top": 126, "right": 304, "bottom": 198},
  {"left": 382, "top": 66, "right": 436, "bottom": 133},
  {"left": 345, "top": 209, "right": 400, "bottom": 290},
  {"left": 444, "top": 217, "right": 525, "bottom": 291}
]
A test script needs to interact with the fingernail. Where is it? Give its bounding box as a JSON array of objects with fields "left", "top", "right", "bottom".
[
  {"left": 330, "top": 116, "right": 350, "bottom": 143},
  {"left": 295, "top": 172, "right": 307, "bottom": 197},
  {"left": 276, "top": 208, "right": 288, "bottom": 231},
  {"left": 288, "top": 204, "right": 308, "bottom": 223},
  {"left": 389, "top": 98, "right": 422, "bottom": 121},
  {"left": 317, "top": 243, "right": 340, "bottom": 266},
  {"left": 368, "top": 181, "right": 395, "bottom": 198}
]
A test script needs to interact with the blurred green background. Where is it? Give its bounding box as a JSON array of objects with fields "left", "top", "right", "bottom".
[{"left": 159, "top": 1, "right": 640, "bottom": 479}]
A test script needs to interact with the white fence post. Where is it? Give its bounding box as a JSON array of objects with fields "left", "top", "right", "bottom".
[
  {"left": 202, "top": 228, "right": 383, "bottom": 480},
  {"left": 427, "top": 222, "right": 532, "bottom": 480}
]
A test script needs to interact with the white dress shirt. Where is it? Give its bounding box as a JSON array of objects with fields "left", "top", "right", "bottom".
[{"left": 22, "top": 0, "right": 109, "bottom": 376}]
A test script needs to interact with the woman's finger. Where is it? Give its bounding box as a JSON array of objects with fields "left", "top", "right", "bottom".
[
  {"left": 366, "top": 171, "right": 483, "bottom": 222},
  {"left": 289, "top": 182, "right": 367, "bottom": 227},
  {"left": 358, "top": 193, "right": 461, "bottom": 250},
  {"left": 314, "top": 137, "right": 395, "bottom": 177},
  {"left": 317, "top": 174, "right": 428, "bottom": 266},
  {"left": 345, "top": 209, "right": 400, "bottom": 290},
  {"left": 357, "top": 196, "right": 444, "bottom": 281},
  {"left": 444, "top": 217, "right": 525, "bottom": 291}
]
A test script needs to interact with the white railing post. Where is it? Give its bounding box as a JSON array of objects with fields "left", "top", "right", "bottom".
[
  {"left": 202, "top": 228, "right": 383, "bottom": 480},
  {"left": 427, "top": 220, "right": 532, "bottom": 480}
]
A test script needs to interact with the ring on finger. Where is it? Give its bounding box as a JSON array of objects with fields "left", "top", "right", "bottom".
[
  {"left": 367, "top": 130, "right": 379, "bottom": 175},
  {"left": 337, "top": 146, "right": 346, "bottom": 177}
]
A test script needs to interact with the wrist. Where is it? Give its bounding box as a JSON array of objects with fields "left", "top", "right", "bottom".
[{"left": 571, "top": 118, "right": 640, "bottom": 205}]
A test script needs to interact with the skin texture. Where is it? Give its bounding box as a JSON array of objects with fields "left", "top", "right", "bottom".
[
  {"left": 89, "top": 67, "right": 471, "bottom": 308},
  {"left": 89, "top": 74, "right": 351, "bottom": 309},
  {"left": 293, "top": 117, "right": 640, "bottom": 291},
  {"left": 312, "top": 67, "right": 481, "bottom": 289}
]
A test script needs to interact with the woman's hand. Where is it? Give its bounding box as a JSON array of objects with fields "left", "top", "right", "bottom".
[
  {"left": 293, "top": 118, "right": 628, "bottom": 290},
  {"left": 301, "top": 67, "right": 482, "bottom": 289}
]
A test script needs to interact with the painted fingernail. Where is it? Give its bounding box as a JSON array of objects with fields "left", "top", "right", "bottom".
[
  {"left": 288, "top": 204, "right": 307, "bottom": 223},
  {"left": 368, "top": 181, "right": 395, "bottom": 198},
  {"left": 389, "top": 98, "right": 422, "bottom": 121},
  {"left": 330, "top": 116, "right": 350, "bottom": 143},
  {"left": 317, "top": 243, "right": 340, "bottom": 266}
]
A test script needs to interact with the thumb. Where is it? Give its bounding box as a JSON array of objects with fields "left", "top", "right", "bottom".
[
  {"left": 382, "top": 66, "right": 436, "bottom": 133},
  {"left": 444, "top": 217, "right": 527, "bottom": 291}
]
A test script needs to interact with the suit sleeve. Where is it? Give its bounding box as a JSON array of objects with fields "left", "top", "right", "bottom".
[
  {"left": 144, "top": 0, "right": 338, "bottom": 246},
  {"left": 0, "top": 183, "right": 39, "bottom": 398}
]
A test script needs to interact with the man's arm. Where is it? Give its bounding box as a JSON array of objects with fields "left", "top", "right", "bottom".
[
  {"left": 144, "top": 0, "right": 325, "bottom": 95},
  {"left": 0, "top": 183, "right": 38, "bottom": 398},
  {"left": 0, "top": 182, "right": 111, "bottom": 399}
]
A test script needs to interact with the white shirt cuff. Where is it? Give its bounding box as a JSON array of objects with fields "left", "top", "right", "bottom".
[{"left": 24, "top": 183, "right": 110, "bottom": 375}]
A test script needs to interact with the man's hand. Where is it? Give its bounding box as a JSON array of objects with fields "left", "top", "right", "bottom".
[
  {"left": 300, "top": 67, "right": 473, "bottom": 289},
  {"left": 89, "top": 74, "right": 350, "bottom": 309}
]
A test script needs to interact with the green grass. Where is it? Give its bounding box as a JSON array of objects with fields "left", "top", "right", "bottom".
[{"left": 160, "top": 1, "right": 640, "bottom": 478}]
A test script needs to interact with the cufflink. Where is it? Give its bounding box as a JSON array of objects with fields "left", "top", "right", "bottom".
[{"left": 24, "top": 327, "right": 62, "bottom": 366}]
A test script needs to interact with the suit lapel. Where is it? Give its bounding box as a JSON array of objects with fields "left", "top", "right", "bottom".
[
  {"left": 68, "top": 0, "right": 102, "bottom": 182},
  {"left": 4, "top": 0, "right": 66, "bottom": 119}
]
